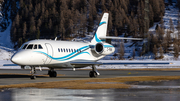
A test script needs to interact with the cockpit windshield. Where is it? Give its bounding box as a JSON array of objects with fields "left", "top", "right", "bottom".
[
  {"left": 21, "top": 44, "right": 43, "bottom": 50},
  {"left": 22, "top": 44, "right": 28, "bottom": 49},
  {"left": 27, "top": 44, "right": 33, "bottom": 49}
]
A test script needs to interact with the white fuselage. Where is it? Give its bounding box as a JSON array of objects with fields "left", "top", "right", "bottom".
[{"left": 11, "top": 39, "right": 115, "bottom": 68}]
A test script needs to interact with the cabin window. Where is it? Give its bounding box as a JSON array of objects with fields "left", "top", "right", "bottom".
[
  {"left": 27, "top": 44, "right": 33, "bottom": 49},
  {"left": 71, "top": 49, "right": 73, "bottom": 52},
  {"left": 61, "top": 49, "right": 63, "bottom": 52},
  {"left": 22, "top": 44, "right": 28, "bottom": 49}
]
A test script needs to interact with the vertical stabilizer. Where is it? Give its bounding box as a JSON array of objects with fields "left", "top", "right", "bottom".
[{"left": 91, "top": 13, "right": 109, "bottom": 44}]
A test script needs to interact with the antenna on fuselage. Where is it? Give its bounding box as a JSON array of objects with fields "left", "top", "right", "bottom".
[{"left": 55, "top": 37, "right": 57, "bottom": 41}]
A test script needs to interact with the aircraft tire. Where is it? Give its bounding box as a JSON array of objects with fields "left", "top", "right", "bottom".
[
  {"left": 53, "top": 71, "right": 57, "bottom": 77},
  {"left": 30, "top": 76, "right": 36, "bottom": 79},
  {"left": 49, "top": 71, "right": 57, "bottom": 77},
  {"left": 89, "top": 71, "right": 97, "bottom": 78}
]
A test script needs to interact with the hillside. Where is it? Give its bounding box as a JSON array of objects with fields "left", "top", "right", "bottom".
[
  {"left": 0, "top": 0, "right": 180, "bottom": 61},
  {"left": 0, "top": 0, "right": 165, "bottom": 49}
]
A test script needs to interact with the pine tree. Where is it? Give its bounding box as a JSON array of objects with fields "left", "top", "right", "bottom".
[
  {"left": 178, "top": 0, "right": 180, "bottom": 10},
  {"left": 169, "top": 18, "right": 174, "bottom": 32},
  {"left": 37, "top": 19, "right": 42, "bottom": 28},
  {"left": 160, "top": 19, "right": 164, "bottom": 29},
  {"left": 118, "top": 40, "right": 124, "bottom": 60},
  {"left": 149, "top": 4, "right": 154, "bottom": 27},
  {"left": 153, "top": 45, "right": 157, "bottom": 59},
  {"left": 36, "top": 28, "right": 40, "bottom": 39},
  {"left": 177, "top": 13, "right": 180, "bottom": 48},
  {"left": 20, "top": 0, "right": 24, "bottom": 8},
  {"left": 48, "top": 19, "right": 52, "bottom": 30},
  {"left": 156, "top": 26, "right": 164, "bottom": 42},
  {"left": 15, "top": 13, "right": 20, "bottom": 27},
  {"left": 87, "top": 13, "right": 94, "bottom": 33},
  {"left": 163, "top": 36, "right": 168, "bottom": 53},
  {"left": 133, "top": 49, "right": 135, "bottom": 59},
  {"left": 101, "top": 0, "right": 106, "bottom": 11},
  {"left": 152, "top": 35, "right": 158, "bottom": 47},
  {"left": 114, "top": 28, "right": 118, "bottom": 37},
  {"left": 151, "top": 0, "right": 161, "bottom": 21},
  {"left": 30, "top": 16, "right": 35, "bottom": 27},
  {"left": 174, "top": 44, "right": 179, "bottom": 58},
  {"left": 23, "top": 22, "right": 27, "bottom": 39},
  {"left": 166, "top": 29, "right": 172, "bottom": 47},
  {"left": 159, "top": 45, "right": 164, "bottom": 58}
]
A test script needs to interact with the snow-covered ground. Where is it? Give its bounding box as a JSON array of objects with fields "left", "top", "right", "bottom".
[
  {"left": 0, "top": 22, "right": 14, "bottom": 61},
  {"left": 0, "top": 1, "right": 180, "bottom": 69}
]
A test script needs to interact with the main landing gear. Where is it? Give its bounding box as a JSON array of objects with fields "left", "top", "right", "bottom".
[
  {"left": 48, "top": 68, "right": 57, "bottom": 77},
  {"left": 30, "top": 67, "right": 57, "bottom": 79},
  {"left": 30, "top": 67, "right": 36, "bottom": 79},
  {"left": 89, "top": 65, "right": 100, "bottom": 78}
]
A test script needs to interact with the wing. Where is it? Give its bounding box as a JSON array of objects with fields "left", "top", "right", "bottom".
[
  {"left": 1, "top": 60, "right": 19, "bottom": 67},
  {"left": 71, "top": 60, "right": 172, "bottom": 66},
  {"left": 100, "top": 60, "right": 171, "bottom": 65},
  {"left": 3, "top": 64, "right": 19, "bottom": 66}
]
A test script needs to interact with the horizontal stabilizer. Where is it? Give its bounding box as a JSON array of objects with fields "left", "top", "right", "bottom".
[{"left": 99, "top": 36, "right": 142, "bottom": 40}]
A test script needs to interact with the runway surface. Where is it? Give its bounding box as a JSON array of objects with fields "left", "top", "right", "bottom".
[{"left": 0, "top": 69, "right": 180, "bottom": 85}]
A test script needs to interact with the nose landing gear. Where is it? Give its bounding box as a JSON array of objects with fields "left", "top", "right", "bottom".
[{"left": 30, "top": 67, "right": 36, "bottom": 79}]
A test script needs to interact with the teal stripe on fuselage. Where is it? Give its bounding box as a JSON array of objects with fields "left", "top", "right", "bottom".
[{"left": 34, "top": 45, "right": 90, "bottom": 61}]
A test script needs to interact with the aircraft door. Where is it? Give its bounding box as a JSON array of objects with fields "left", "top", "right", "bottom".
[{"left": 45, "top": 43, "right": 53, "bottom": 64}]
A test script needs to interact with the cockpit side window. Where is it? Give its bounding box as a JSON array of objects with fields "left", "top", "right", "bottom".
[
  {"left": 27, "top": 44, "right": 33, "bottom": 49},
  {"left": 22, "top": 44, "right": 28, "bottom": 49},
  {"left": 38, "top": 45, "right": 43, "bottom": 49},
  {"left": 34, "top": 45, "right": 37, "bottom": 49}
]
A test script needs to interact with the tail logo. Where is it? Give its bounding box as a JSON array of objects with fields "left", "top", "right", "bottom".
[{"left": 99, "top": 21, "right": 106, "bottom": 26}]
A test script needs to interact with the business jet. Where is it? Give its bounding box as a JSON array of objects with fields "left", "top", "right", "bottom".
[{"left": 10, "top": 13, "right": 170, "bottom": 79}]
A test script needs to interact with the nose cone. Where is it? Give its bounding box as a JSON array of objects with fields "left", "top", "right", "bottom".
[{"left": 11, "top": 53, "right": 22, "bottom": 65}]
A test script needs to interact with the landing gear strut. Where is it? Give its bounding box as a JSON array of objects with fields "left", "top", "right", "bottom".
[
  {"left": 48, "top": 68, "right": 57, "bottom": 77},
  {"left": 89, "top": 65, "right": 100, "bottom": 78},
  {"left": 30, "top": 67, "right": 36, "bottom": 79}
]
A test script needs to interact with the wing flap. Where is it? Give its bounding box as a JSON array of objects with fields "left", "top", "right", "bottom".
[
  {"left": 70, "top": 60, "right": 172, "bottom": 66},
  {"left": 70, "top": 62, "right": 103, "bottom": 65},
  {"left": 99, "top": 60, "right": 172, "bottom": 65}
]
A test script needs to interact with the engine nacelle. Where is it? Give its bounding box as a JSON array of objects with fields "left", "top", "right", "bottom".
[
  {"left": 91, "top": 43, "right": 115, "bottom": 55},
  {"left": 95, "top": 43, "right": 104, "bottom": 54}
]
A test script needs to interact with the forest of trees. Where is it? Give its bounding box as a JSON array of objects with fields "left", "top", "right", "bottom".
[{"left": 2, "top": 0, "right": 165, "bottom": 48}]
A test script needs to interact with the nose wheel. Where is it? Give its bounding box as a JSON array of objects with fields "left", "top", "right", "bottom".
[{"left": 30, "top": 67, "right": 36, "bottom": 79}]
